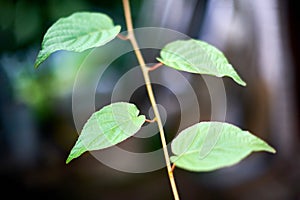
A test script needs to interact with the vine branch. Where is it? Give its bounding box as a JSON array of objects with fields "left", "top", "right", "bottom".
[{"left": 121, "top": 0, "right": 180, "bottom": 199}]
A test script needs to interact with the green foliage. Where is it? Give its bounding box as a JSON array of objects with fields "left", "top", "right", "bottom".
[
  {"left": 34, "top": 12, "right": 121, "bottom": 67},
  {"left": 66, "top": 102, "right": 145, "bottom": 164},
  {"left": 170, "top": 122, "right": 275, "bottom": 172},
  {"left": 157, "top": 39, "right": 246, "bottom": 86},
  {"left": 34, "top": 8, "right": 276, "bottom": 187}
]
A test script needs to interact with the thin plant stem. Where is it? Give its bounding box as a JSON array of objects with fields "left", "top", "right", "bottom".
[
  {"left": 117, "top": 33, "right": 129, "bottom": 40},
  {"left": 145, "top": 118, "right": 157, "bottom": 123},
  {"left": 121, "top": 0, "right": 180, "bottom": 199},
  {"left": 171, "top": 163, "right": 176, "bottom": 173},
  {"left": 147, "top": 62, "right": 163, "bottom": 72}
]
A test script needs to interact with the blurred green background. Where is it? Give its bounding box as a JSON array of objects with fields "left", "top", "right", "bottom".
[{"left": 0, "top": 0, "right": 299, "bottom": 199}]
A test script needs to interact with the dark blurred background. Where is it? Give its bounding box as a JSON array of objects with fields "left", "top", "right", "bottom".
[{"left": 0, "top": 0, "right": 299, "bottom": 199}]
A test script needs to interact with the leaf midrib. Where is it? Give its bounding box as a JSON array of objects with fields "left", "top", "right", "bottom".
[{"left": 83, "top": 114, "right": 142, "bottom": 150}]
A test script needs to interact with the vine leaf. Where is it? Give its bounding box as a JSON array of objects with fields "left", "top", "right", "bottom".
[
  {"left": 66, "top": 102, "right": 145, "bottom": 164},
  {"left": 170, "top": 121, "right": 276, "bottom": 172},
  {"left": 34, "top": 12, "right": 121, "bottom": 68},
  {"left": 157, "top": 39, "right": 246, "bottom": 86}
]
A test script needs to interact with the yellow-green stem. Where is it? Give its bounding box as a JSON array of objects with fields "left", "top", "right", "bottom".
[{"left": 121, "top": 0, "right": 179, "bottom": 199}]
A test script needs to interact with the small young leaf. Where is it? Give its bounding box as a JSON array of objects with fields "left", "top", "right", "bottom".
[
  {"left": 157, "top": 39, "right": 246, "bottom": 86},
  {"left": 35, "top": 12, "right": 121, "bottom": 67},
  {"left": 170, "top": 121, "right": 275, "bottom": 172},
  {"left": 66, "top": 102, "right": 145, "bottom": 164}
]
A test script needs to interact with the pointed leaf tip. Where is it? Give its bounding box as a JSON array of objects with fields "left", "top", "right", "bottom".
[
  {"left": 66, "top": 102, "right": 145, "bottom": 164},
  {"left": 34, "top": 12, "right": 121, "bottom": 67},
  {"left": 171, "top": 121, "right": 276, "bottom": 172},
  {"left": 157, "top": 39, "right": 246, "bottom": 86},
  {"left": 66, "top": 157, "right": 71, "bottom": 164}
]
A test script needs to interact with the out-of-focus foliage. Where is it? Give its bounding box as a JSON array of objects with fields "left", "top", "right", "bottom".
[
  {"left": 0, "top": 0, "right": 136, "bottom": 115},
  {"left": 0, "top": 0, "right": 140, "bottom": 52},
  {"left": 1, "top": 51, "right": 88, "bottom": 114}
]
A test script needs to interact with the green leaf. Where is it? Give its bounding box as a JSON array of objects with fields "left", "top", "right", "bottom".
[
  {"left": 170, "top": 121, "right": 276, "bottom": 172},
  {"left": 157, "top": 39, "right": 246, "bottom": 86},
  {"left": 66, "top": 102, "right": 145, "bottom": 164},
  {"left": 34, "top": 12, "right": 121, "bottom": 67}
]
